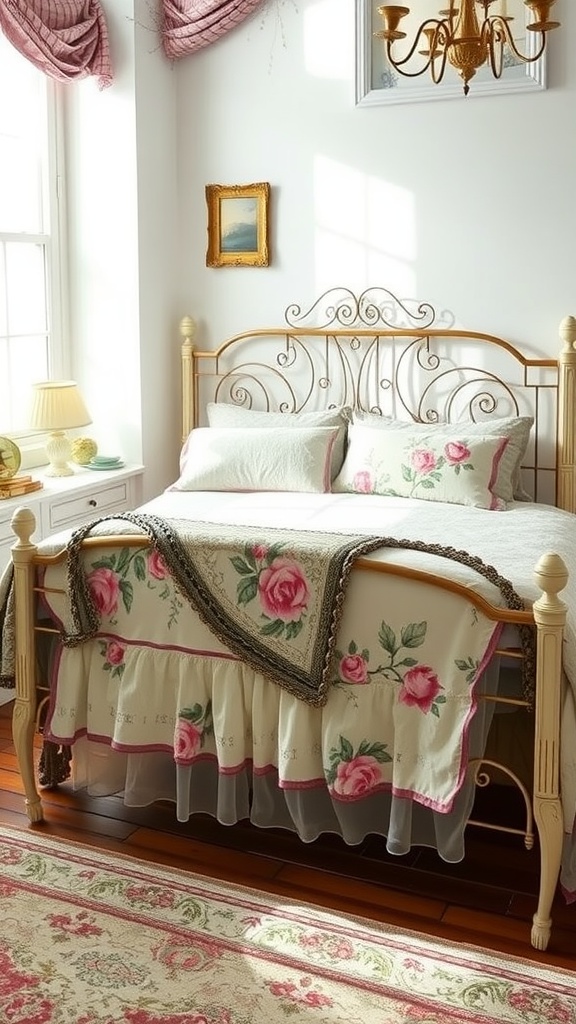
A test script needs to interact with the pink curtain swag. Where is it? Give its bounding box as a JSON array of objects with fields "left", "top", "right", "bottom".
[
  {"left": 161, "top": 0, "right": 266, "bottom": 59},
  {"left": 0, "top": 0, "right": 112, "bottom": 88}
]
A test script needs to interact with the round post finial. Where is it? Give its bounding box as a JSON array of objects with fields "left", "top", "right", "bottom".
[
  {"left": 180, "top": 316, "right": 196, "bottom": 344},
  {"left": 11, "top": 507, "right": 37, "bottom": 548},
  {"left": 559, "top": 315, "right": 576, "bottom": 352},
  {"left": 533, "top": 552, "right": 568, "bottom": 619}
]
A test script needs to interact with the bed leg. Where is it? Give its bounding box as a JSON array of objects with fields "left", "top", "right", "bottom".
[
  {"left": 11, "top": 508, "right": 43, "bottom": 824},
  {"left": 12, "top": 698, "right": 43, "bottom": 823},
  {"left": 531, "top": 552, "right": 568, "bottom": 951},
  {"left": 531, "top": 801, "right": 563, "bottom": 951}
]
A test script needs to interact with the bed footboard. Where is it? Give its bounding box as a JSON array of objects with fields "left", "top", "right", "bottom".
[{"left": 8, "top": 508, "right": 570, "bottom": 952}]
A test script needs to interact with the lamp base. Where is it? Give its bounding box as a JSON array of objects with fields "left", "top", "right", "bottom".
[
  {"left": 44, "top": 463, "right": 74, "bottom": 477},
  {"left": 44, "top": 431, "right": 75, "bottom": 477}
]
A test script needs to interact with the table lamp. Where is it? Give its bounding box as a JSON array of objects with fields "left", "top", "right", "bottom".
[{"left": 30, "top": 380, "right": 92, "bottom": 477}]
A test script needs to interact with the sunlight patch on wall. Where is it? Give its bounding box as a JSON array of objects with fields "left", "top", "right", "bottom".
[
  {"left": 304, "top": 0, "right": 352, "bottom": 80},
  {"left": 313, "top": 154, "right": 417, "bottom": 296}
]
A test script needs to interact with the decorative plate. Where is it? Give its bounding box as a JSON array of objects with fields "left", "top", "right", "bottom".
[
  {"left": 86, "top": 461, "right": 125, "bottom": 471},
  {"left": 0, "top": 436, "right": 21, "bottom": 481}
]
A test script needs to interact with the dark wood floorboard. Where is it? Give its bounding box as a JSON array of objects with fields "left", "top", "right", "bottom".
[{"left": 0, "top": 702, "right": 575, "bottom": 971}]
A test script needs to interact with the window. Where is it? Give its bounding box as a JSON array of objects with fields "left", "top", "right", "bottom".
[{"left": 0, "top": 32, "right": 67, "bottom": 442}]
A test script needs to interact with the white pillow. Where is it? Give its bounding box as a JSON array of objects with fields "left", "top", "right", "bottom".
[
  {"left": 351, "top": 411, "right": 533, "bottom": 503},
  {"left": 333, "top": 424, "right": 510, "bottom": 510},
  {"left": 206, "top": 403, "right": 351, "bottom": 481},
  {"left": 172, "top": 426, "right": 339, "bottom": 493}
]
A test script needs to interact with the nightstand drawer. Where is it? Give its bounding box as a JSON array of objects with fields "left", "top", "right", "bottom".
[{"left": 48, "top": 481, "right": 129, "bottom": 530}]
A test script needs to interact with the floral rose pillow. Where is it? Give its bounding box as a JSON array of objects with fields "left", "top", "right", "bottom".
[{"left": 333, "top": 425, "right": 510, "bottom": 510}]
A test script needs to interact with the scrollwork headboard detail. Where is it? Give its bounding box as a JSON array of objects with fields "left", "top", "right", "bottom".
[
  {"left": 180, "top": 287, "right": 576, "bottom": 513},
  {"left": 282, "top": 286, "right": 455, "bottom": 332}
]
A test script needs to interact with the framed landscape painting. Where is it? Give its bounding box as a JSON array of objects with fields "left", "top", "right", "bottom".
[{"left": 205, "top": 182, "right": 270, "bottom": 267}]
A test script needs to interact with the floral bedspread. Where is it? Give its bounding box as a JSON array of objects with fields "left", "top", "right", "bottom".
[
  {"left": 42, "top": 514, "right": 506, "bottom": 813},
  {"left": 62, "top": 513, "right": 413, "bottom": 708}
]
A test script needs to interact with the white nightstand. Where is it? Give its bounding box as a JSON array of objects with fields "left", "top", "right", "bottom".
[{"left": 0, "top": 463, "right": 144, "bottom": 577}]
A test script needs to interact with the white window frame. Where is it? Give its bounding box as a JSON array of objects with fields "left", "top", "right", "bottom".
[{"left": 1, "top": 49, "right": 70, "bottom": 468}]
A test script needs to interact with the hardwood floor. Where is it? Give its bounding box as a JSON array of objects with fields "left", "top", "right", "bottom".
[{"left": 1, "top": 702, "right": 574, "bottom": 972}]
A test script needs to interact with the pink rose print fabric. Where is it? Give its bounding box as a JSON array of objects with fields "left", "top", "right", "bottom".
[
  {"left": 444, "top": 441, "right": 471, "bottom": 464},
  {"left": 336, "top": 425, "right": 508, "bottom": 509},
  {"left": 174, "top": 703, "right": 213, "bottom": 765},
  {"left": 333, "top": 755, "right": 384, "bottom": 797},
  {"left": 88, "top": 567, "right": 120, "bottom": 618},
  {"left": 105, "top": 640, "right": 125, "bottom": 666},
  {"left": 258, "top": 557, "right": 310, "bottom": 623},
  {"left": 232, "top": 541, "right": 311, "bottom": 641},
  {"left": 352, "top": 470, "right": 374, "bottom": 494},
  {"left": 326, "top": 613, "right": 488, "bottom": 806},
  {"left": 411, "top": 449, "right": 436, "bottom": 474},
  {"left": 147, "top": 550, "right": 169, "bottom": 580},
  {"left": 98, "top": 638, "right": 126, "bottom": 679},
  {"left": 339, "top": 653, "right": 369, "bottom": 684},
  {"left": 43, "top": 518, "right": 502, "bottom": 817},
  {"left": 399, "top": 665, "right": 442, "bottom": 713}
]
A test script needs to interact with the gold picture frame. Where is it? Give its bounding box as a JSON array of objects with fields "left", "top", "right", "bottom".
[{"left": 205, "top": 182, "right": 270, "bottom": 268}]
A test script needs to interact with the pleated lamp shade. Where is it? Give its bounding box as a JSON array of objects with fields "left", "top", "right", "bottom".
[{"left": 30, "top": 381, "right": 92, "bottom": 476}]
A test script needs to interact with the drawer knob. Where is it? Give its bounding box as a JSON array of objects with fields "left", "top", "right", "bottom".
[{"left": 88, "top": 499, "right": 97, "bottom": 508}]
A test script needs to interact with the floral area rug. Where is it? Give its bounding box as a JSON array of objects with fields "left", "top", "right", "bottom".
[{"left": 0, "top": 824, "right": 574, "bottom": 1024}]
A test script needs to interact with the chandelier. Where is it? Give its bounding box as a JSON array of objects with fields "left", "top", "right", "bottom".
[{"left": 374, "top": 1, "right": 560, "bottom": 96}]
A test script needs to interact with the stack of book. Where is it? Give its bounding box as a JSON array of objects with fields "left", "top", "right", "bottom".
[{"left": 0, "top": 475, "right": 43, "bottom": 500}]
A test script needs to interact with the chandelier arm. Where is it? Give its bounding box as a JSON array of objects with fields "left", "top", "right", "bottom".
[
  {"left": 386, "top": 18, "right": 446, "bottom": 77},
  {"left": 505, "top": 31, "right": 546, "bottom": 66},
  {"left": 483, "top": 19, "right": 504, "bottom": 79},
  {"left": 430, "top": 42, "right": 450, "bottom": 85},
  {"left": 487, "top": 15, "right": 546, "bottom": 66}
]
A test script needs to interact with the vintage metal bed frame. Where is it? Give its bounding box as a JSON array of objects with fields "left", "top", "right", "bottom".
[{"left": 9, "top": 287, "right": 576, "bottom": 951}]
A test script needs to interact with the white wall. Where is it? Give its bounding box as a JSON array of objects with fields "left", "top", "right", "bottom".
[
  {"left": 174, "top": 0, "right": 575, "bottom": 356},
  {"left": 66, "top": 0, "right": 575, "bottom": 496},
  {"left": 66, "top": 0, "right": 179, "bottom": 498}
]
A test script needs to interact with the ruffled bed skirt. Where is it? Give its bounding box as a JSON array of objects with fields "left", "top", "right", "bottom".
[
  {"left": 67, "top": 667, "right": 499, "bottom": 865},
  {"left": 69, "top": 740, "right": 480, "bottom": 861}
]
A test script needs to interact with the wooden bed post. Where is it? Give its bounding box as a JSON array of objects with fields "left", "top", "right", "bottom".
[
  {"left": 557, "top": 315, "right": 576, "bottom": 514},
  {"left": 10, "top": 507, "right": 43, "bottom": 824},
  {"left": 531, "top": 551, "right": 568, "bottom": 951},
  {"left": 180, "top": 315, "right": 197, "bottom": 442}
]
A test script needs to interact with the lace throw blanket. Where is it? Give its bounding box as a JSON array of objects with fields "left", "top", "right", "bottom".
[
  {"left": 64, "top": 513, "right": 399, "bottom": 707},
  {"left": 1, "top": 511, "right": 534, "bottom": 707},
  {"left": 0, "top": 562, "right": 14, "bottom": 688}
]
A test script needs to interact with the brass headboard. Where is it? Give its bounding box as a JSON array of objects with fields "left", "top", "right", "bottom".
[{"left": 180, "top": 287, "right": 576, "bottom": 513}]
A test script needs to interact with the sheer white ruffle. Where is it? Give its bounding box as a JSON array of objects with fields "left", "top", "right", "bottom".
[{"left": 67, "top": 659, "right": 499, "bottom": 864}]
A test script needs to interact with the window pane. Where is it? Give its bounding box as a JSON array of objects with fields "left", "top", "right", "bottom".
[
  {"left": 0, "top": 337, "right": 8, "bottom": 420},
  {"left": 0, "top": 38, "right": 46, "bottom": 233},
  {"left": 6, "top": 242, "right": 48, "bottom": 335},
  {"left": 0, "top": 244, "right": 6, "bottom": 335},
  {"left": 0, "top": 31, "right": 60, "bottom": 439},
  {"left": 4, "top": 336, "right": 50, "bottom": 431}
]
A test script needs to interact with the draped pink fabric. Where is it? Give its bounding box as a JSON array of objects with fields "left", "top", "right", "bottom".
[
  {"left": 161, "top": 0, "right": 265, "bottom": 59},
  {"left": 0, "top": 0, "right": 113, "bottom": 88}
]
